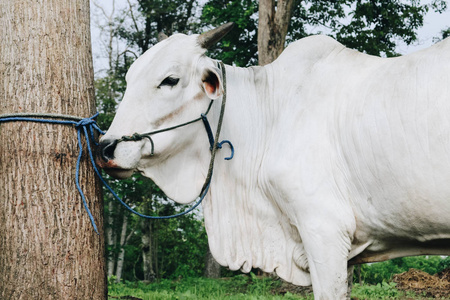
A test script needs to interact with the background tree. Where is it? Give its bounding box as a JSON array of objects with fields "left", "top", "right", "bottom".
[
  {"left": 204, "top": 249, "right": 222, "bottom": 278},
  {"left": 93, "top": 0, "right": 214, "bottom": 282},
  {"left": 0, "top": 0, "right": 106, "bottom": 298},
  {"left": 115, "top": 0, "right": 201, "bottom": 53},
  {"left": 91, "top": 0, "right": 449, "bottom": 284},
  {"left": 93, "top": 1, "right": 129, "bottom": 279},
  {"left": 435, "top": 26, "right": 450, "bottom": 41},
  {"left": 444, "top": 27, "right": 450, "bottom": 39},
  {"left": 331, "top": 0, "right": 432, "bottom": 56},
  {"left": 202, "top": 0, "right": 448, "bottom": 65},
  {"left": 258, "top": 0, "right": 295, "bottom": 65},
  {"left": 201, "top": 0, "right": 259, "bottom": 66}
]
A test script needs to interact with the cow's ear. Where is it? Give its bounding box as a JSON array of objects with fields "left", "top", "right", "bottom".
[{"left": 202, "top": 68, "right": 223, "bottom": 100}]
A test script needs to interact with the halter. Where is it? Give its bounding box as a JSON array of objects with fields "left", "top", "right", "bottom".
[
  {"left": 116, "top": 99, "right": 214, "bottom": 156},
  {"left": 109, "top": 61, "right": 234, "bottom": 219}
]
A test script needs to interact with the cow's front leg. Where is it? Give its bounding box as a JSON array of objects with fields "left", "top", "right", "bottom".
[{"left": 299, "top": 217, "right": 354, "bottom": 300}]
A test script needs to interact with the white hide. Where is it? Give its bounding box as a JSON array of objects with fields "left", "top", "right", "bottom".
[{"left": 100, "top": 34, "right": 450, "bottom": 299}]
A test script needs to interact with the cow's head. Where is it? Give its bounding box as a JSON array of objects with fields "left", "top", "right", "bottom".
[{"left": 97, "top": 23, "right": 234, "bottom": 203}]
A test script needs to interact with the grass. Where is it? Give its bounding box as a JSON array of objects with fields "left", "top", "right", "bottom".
[
  {"left": 107, "top": 274, "right": 434, "bottom": 300},
  {"left": 108, "top": 274, "right": 311, "bottom": 299}
]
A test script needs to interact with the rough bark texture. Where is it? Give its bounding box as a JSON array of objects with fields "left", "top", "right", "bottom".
[
  {"left": 106, "top": 197, "right": 116, "bottom": 278},
  {"left": 258, "top": 0, "right": 295, "bottom": 65},
  {"left": 204, "top": 249, "right": 221, "bottom": 278},
  {"left": 115, "top": 214, "right": 128, "bottom": 283},
  {"left": 0, "top": 1, "right": 107, "bottom": 299},
  {"left": 141, "top": 219, "right": 156, "bottom": 282}
]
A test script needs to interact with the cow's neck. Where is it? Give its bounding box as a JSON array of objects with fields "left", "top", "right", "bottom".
[
  {"left": 203, "top": 63, "right": 270, "bottom": 268},
  {"left": 201, "top": 64, "right": 310, "bottom": 284},
  {"left": 209, "top": 64, "right": 275, "bottom": 199},
  {"left": 216, "top": 64, "right": 274, "bottom": 174}
]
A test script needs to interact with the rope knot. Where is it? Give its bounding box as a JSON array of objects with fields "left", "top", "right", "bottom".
[
  {"left": 120, "top": 133, "right": 144, "bottom": 142},
  {"left": 76, "top": 113, "right": 99, "bottom": 128}
]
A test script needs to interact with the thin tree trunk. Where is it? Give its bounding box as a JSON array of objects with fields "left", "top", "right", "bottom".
[
  {"left": 356, "top": 264, "right": 362, "bottom": 284},
  {"left": 204, "top": 249, "right": 221, "bottom": 278},
  {"left": 115, "top": 213, "right": 129, "bottom": 283},
  {"left": 107, "top": 197, "right": 116, "bottom": 278},
  {"left": 92, "top": 1, "right": 119, "bottom": 280},
  {"left": 154, "top": 225, "right": 160, "bottom": 278},
  {"left": 258, "top": 0, "right": 295, "bottom": 65},
  {"left": 0, "top": 1, "right": 106, "bottom": 299},
  {"left": 141, "top": 220, "right": 156, "bottom": 281}
]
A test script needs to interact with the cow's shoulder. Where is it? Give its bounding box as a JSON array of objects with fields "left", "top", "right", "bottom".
[
  {"left": 280, "top": 35, "right": 345, "bottom": 61},
  {"left": 272, "top": 35, "right": 350, "bottom": 74}
]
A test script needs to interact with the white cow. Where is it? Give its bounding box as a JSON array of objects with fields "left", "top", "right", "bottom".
[{"left": 98, "top": 23, "right": 450, "bottom": 299}]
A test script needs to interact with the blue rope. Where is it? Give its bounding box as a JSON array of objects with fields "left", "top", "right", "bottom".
[
  {"left": 201, "top": 113, "right": 234, "bottom": 160},
  {"left": 217, "top": 140, "right": 234, "bottom": 160},
  {"left": 0, "top": 113, "right": 105, "bottom": 234},
  {"left": 84, "top": 121, "right": 211, "bottom": 220},
  {"left": 0, "top": 113, "right": 216, "bottom": 234},
  {"left": 0, "top": 63, "right": 233, "bottom": 233}
]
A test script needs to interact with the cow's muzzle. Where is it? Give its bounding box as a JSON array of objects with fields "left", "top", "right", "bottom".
[
  {"left": 96, "top": 139, "right": 134, "bottom": 179},
  {"left": 98, "top": 138, "right": 118, "bottom": 162}
]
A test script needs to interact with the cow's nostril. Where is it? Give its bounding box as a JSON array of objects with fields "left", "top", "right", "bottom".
[{"left": 99, "top": 139, "right": 118, "bottom": 162}]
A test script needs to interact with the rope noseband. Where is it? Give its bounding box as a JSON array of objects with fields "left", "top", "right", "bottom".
[{"left": 110, "top": 61, "right": 234, "bottom": 219}]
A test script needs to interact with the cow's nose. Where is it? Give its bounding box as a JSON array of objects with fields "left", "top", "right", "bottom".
[{"left": 98, "top": 139, "right": 118, "bottom": 162}]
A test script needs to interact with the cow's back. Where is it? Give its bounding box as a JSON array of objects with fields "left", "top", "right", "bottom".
[{"left": 271, "top": 36, "right": 450, "bottom": 243}]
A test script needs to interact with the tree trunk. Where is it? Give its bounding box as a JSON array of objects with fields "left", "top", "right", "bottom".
[
  {"left": 115, "top": 213, "right": 129, "bottom": 283},
  {"left": 204, "top": 249, "right": 221, "bottom": 278},
  {"left": 356, "top": 264, "right": 362, "bottom": 284},
  {"left": 141, "top": 219, "right": 156, "bottom": 281},
  {"left": 106, "top": 197, "right": 116, "bottom": 278},
  {"left": 258, "top": 0, "right": 295, "bottom": 65},
  {"left": 0, "top": 1, "right": 106, "bottom": 299}
]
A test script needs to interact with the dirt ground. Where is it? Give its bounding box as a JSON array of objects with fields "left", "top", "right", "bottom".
[
  {"left": 393, "top": 268, "right": 450, "bottom": 298},
  {"left": 276, "top": 268, "right": 450, "bottom": 299}
]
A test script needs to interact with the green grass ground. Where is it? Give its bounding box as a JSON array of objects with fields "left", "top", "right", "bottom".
[{"left": 108, "top": 275, "right": 431, "bottom": 300}]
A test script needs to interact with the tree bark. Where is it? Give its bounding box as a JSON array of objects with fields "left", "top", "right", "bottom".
[
  {"left": 141, "top": 219, "right": 156, "bottom": 281},
  {"left": 204, "top": 249, "right": 221, "bottom": 278},
  {"left": 106, "top": 197, "right": 116, "bottom": 278},
  {"left": 0, "top": 1, "right": 106, "bottom": 299},
  {"left": 258, "top": 0, "right": 295, "bottom": 65},
  {"left": 115, "top": 213, "right": 129, "bottom": 283},
  {"left": 356, "top": 264, "right": 362, "bottom": 284}
]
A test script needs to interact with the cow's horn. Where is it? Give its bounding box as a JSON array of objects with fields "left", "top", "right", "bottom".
[
  {"left": 198, "top": 22, "right": 235, "bottom": 49},
  {"left": 158, "top": 32, "right": 169, "bottom": 41}
]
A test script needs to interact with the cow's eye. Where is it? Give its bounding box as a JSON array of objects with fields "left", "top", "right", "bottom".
[{"left": 158, "top": 76, "right": 180, "bottom": 88}]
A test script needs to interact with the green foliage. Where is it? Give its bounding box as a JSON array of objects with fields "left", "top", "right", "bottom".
[
  {"left": 334, "top": 0, "right": 428, "bottom": 57},
  {"left": 248, "top": 272, "right": 282, "bottom": 295},
  {"left": 95, "top": 0, "right": 450, "bottom": 285},
  {"left": 114, "top": 0, "right": 201, "bottom": 54},
  {"left": 288, "top": 0, "right": 345, "bottom": 42},
  {"left": 438, "top": 256, "right": 450, "bottom": 270},
  {"left": 108, "top": 275, "right": 118, "bottom": 286},
  {"left": 201, "top": 0, "right": 258, "bottom": 66},
  {"left": 351, "top": 282, "right": 412, "bottom": 299},
  {"left": 440, "top": 26, "right": 450, "bottom": 40},
  {"left": 95, "top": 0, "right": 212, "bottom": 284},
  {"left": 95, "top": 68, "right": 127, "bottom": 129},
  {"left": 201, "top": 0, "right": 448, "bottom": 61},
  {"left": 290, "top": 0, "right": 444, "bottom": 57},
  {"left": 154, "top": 211, "right": 209, "bottom": 279},
  {"left": 358, "top": 256, "right": 449, "bottom": 285},
  {"left": 108, "top": 275, "right": 312, "bottom": 299},
  {"left": 108, "top": 274, "right": 440, "bottom": 299},
  {"left": 105, "top": 174, "right": 209, "bottom": 282}
]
